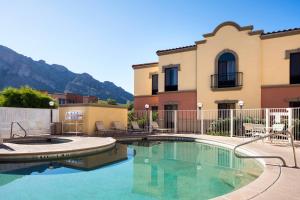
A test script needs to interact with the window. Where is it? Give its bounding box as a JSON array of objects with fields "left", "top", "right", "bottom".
[
  {"left": 290, "top": 52, "right": 300, "bottom": 84},
  {"left": 151, "top": 74, "right": 158, "bottom": 95},
  {"left": 151, "top": 106, "right": 158, "bottom": 111},
  {"left": 59, "top": 98, "right": 66, "bottom": 105},
  {"left": 290, "top": 101, "right": 300, "bottom": 108},
  {"left": 217, "top": 52, "right": 237, "bottom": 88},
  {"left": 218, "top": 103, "right": 235, "bottom": 118},
  {"left": 165, "top": 67, "right": 178, "bottom": 91}
]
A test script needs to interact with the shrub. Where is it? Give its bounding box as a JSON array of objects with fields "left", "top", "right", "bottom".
[
  {"left": 0, "top": 87, "right": 57, "bottom": 108},
  {"left": 106, "top": 98, "right": 117, "bottom": 105}
]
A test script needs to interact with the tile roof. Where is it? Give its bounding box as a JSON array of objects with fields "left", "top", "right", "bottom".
[
  {"left": 156, "top": 45, "right": 196, "bottom": 55},
  {"left": 262, "top": 27, "right": 300, "bottom": 35}
]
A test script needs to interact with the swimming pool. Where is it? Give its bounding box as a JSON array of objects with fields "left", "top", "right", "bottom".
[{"left": 0, "top": 141, "right": 263, "bottom": 200}]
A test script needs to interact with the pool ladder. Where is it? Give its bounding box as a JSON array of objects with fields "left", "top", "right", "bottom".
[
  {"left": 233, "top": 130, "right": 298, "bottom": 168},
  {"left": 10, "top": 122, "right": 27, "bottom": 138}
]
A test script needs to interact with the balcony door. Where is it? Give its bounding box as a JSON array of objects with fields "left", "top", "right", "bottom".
[{"left": 218, "top": 52, "right": 236, "bottom": 88}]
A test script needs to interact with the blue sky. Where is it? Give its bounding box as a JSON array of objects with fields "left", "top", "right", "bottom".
[{"left": 0, "top": 0, "right": 300, "bottom": 93}]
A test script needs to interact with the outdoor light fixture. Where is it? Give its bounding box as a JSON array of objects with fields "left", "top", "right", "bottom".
[
  {"left": 197, "top": 102, "right": 203, "bottom": 109},
  {"left": 238, "top": 100, "right": 244, "bottom": 109},
  {"left": 49, "top": 101, "right": 54, "bottom": 123},
  {"left": 144, "top": 104, "right": 150, "bottom": 110},
  {"left": 49, "top": 101, "right": 55, "bottom": 107}
]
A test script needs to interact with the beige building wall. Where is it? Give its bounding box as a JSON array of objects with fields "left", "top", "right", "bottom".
[
  {"left": 197, "top": 25, "right": 262, "bottom": 109},
  {"left": 134, "top": 64, "right": 159, "bottom": 96},
  {"left": 158, "top": 50, "right": 197, "bottom": 92},
  {"left": 59, "top": 104, "right": 128, "bottom": 135},
  {"left": 133, "top": 22, "right": 300, "bottom": 110},
  {"left": 262, "top": 34, "right": 300, "bottom": 85}
]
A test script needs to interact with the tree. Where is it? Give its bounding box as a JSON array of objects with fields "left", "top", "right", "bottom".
[
  {"left": 0, "top": 86, "right": 57, "bottom": 108},
  {"left": 127, "top": 101, "right": 134, "bottom": 111},
  {"left": 106, "top": 98, "right": 117, "bottom": 105}
]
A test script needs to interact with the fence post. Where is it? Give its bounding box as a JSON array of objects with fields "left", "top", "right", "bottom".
[
  {"left": 266, "top": 108, "right": 270, "bottom": 134},
  {"left": 149, "top": 110, "right": 153, "bottom": 133},
  {"left": 201, "top": 110, "right": 204, "bottom": 135},
  {"left": 174, "top": 110, "right": 177, "bottom": 134},
  {"left": 230, "top": 109, "right": 233, "bottom": 137},
  {"left": 287, "top": 108, "right": 293, "bottom": 128}
]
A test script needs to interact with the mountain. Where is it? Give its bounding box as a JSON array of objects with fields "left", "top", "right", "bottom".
[{"left": 0, "top": 45, "right": 133, "bottom": 103}]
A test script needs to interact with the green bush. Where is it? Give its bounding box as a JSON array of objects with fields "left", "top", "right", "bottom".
[
  {"left": 206, "top": 116, "right": 266, "bottom": 136},
  {"left": 106, "top": 98, "right": 117, "bottom": 105},
  {"left": 0, "top": 87, "right": 57, "bottom": 108}
]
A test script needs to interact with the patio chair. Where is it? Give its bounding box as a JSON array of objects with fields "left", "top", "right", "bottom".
[
  {"left": 112, "top": 121, "right": 127, "bottom": 132},
  {"left": 252, "top": 124, "right": 267, "bottom": 138},
  {"left": 151, "top": 121, "right": 171, "bottom": 133},
  {"left": 95, "top": 121, "right": 113, "bottom": 135},
  {"left": 243, "top": 123, "right": 254, "bottom": 137},
  {"left": 269, "top": 123, "right": 286, "bottom": 142},
  {"left": 130, "top": 121, "right": 145, "bottom": 133}
]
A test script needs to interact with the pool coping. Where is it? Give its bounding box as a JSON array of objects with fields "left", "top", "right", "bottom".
[{"left": 0, "top": 136, "right": 116, "bottom": 162}]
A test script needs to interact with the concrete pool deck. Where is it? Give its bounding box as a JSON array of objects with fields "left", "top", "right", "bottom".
[
  {"left": 151, "top": 134, "right": 300, "bottom": 200},
  {"left": 0, "top": 136, "right": 116, "bottom": 162}
]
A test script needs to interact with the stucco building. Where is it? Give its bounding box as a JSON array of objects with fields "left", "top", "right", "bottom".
[{"left": 132, "top": 21, "right": 300, "bottom": 111}]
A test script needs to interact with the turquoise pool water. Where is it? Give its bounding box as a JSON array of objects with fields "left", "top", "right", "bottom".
[{"left": 0, "top": 141, "right": 263, "bottom": 200}]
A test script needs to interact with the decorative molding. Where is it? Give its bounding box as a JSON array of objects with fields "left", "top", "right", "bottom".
[
  {"left": 285, "top": 48, "right": 300, "bottom": 59},
  {"left": 261, "top": 84, "right": 300, "bottom": 88},
  {"left": 214, "top": 99, "right": 239, "bottom": 104},
  {"left": 261, "top": 29, "right": 300, "bottom": 40},
  {"left": 158, "top": 89, "right": 197, "bottom": 94},
  {"left": 161, "top": 64, "right": 180, "bottom": 73},
  {"left": 203, "top": 21, "right": 253, "bottom": 38},
  {"left": 59, "top": 103, "right": 127, "bottom": 109},
  {"left": 132, "top": 62, "right": 158, "bottom": 69},
  {"left": 195, "top": 40, "right": 207, "bottom": 45},
  {"left": 148, "top": 72, "right": 158, "bottom": 79},
  {"left": 134, "top": 94, "right": 158, "bottom": 98},
  {"left": 156, "top": 45, "right": 196, "bottom": 56},
  {"left": 248, "top": 30, "right": 264, "bottom": 36},
  {"left": 211, "top": 86, "right": 242, "bottom": 92}
]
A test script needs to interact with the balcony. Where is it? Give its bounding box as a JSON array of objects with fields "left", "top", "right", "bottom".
[{"left": 210, "top": 72, "right": 243, "bottom": 90}]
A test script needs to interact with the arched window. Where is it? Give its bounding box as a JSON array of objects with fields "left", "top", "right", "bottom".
[{"left": 217, "top": 52, "right": 237, "bottom": 88}]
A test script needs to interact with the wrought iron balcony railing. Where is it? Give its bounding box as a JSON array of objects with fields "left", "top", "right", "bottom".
[{"left": 210, "top": 72, "right": 243, "bottom": 89}]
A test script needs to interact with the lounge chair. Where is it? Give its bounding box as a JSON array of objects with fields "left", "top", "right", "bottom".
[
  {"left": 130, "top": 121, "right": 144, "bottom": 132},
  {"left": 112, "top": 121, "right": 127, "bottom": 132},
  {"left": 95, "top": 121, "right": 113, "bottom": 135},
  {"left": 151, "top": 121, "right": 171, "bottom": 133}
]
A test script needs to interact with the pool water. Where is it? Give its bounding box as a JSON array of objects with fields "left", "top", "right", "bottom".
[{"left": 0, "top": 141, "right": 263, "bottom": 200}]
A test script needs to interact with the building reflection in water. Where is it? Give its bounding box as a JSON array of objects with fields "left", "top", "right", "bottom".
[
  {"left": 0, "top": 143, "right": 128, "bottom": 186},
  {"left": 131, "top": 142, "right": 262, "bottom": 199}
]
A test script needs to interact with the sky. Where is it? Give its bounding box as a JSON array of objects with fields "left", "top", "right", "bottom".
[{"left": 0, "top": 0, "right": 300, "bottom": 93}]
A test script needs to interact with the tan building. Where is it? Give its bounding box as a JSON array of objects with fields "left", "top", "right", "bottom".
[
  {"left": 133, "top": 21, "right": 300, "bottom": 110},
  {"left": 46, "top": 92, "right": 98, "bottom": 105}
]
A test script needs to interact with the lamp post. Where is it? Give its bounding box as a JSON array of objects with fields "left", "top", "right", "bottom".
[
  {"left": 197, "top": 102, "right": 203, "bottom": 134},
  {"left": 49, "top": 101, "right": 55, "bottom": 123},
  {"left": 238, "top": 100, "right": 244, "bottom": 136},
  {"left": 197, "top": 102, "right": 203, "bottom": 120},
  {"left": 145, "top": 104, "right": 150, "bottom": 132}
]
